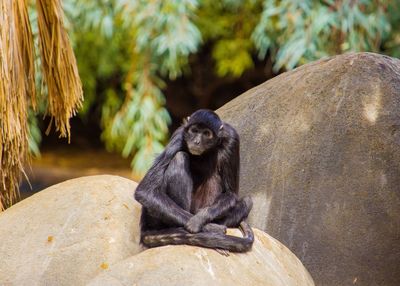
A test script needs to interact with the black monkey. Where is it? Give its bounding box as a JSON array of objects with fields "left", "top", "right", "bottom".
[{"left": 134, "top": 109, "right": 254, "bottom": 252}]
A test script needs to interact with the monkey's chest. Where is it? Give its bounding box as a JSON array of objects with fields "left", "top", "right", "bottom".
[
  {"left": 190, "top": 174, "right": 222, "bottom": 213},
  {"left": 188, "top": 154, "right": 222, "bottom": 213}
]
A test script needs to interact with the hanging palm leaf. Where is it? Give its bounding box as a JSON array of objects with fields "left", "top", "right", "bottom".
[
  {"left": 0, "top": 0, "right": 83, "bottom": 210},
  {"left": 0, "top": 0, "right": 34, "bottom": 210},
  {"left": 36, "top": 0, "right": 83, "bottom": 139}
]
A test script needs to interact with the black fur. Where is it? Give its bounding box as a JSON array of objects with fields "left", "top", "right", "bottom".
[{"left": 134, "top": 109, "right": 254, "bottom": 252}]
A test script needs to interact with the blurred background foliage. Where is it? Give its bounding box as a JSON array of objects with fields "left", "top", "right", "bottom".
[{"left": 28, "top": 0, "right": 400, "bottom": 176}]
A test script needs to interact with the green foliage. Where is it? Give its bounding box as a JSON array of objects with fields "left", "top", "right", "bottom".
[
  {"left": 61, "top": 0, "right": 201, "bottom": 175},
  {"left": 384, "top": 1, "right": 400, "bottom": 58},
  {"left": 27, "top": 0, "right": 400, "bottom": 175},
  {"left": 101, "top": 64, "right": 171, "bottom": 173},
  {"left": 253, "top": 0, "right": 393, "bottom": 71},
  {"left": 131, "top": 0, "right": 202, "bottom": 79},
  {"left": 107, "top": 0, "right": 201, "bottom": 174},
  {"left": 213, "top": 39, "right": 254, "bottom": 77},
  {"left": 196, "top": 0, "right": 261, "bottom": 77},
  {"left": 63, "top": 1, "right": 134, "bottom": 115}
]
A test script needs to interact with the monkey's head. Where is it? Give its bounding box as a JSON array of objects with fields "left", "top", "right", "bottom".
[{"left": 183, "top": 109, "right": 223, "bottom": 156}]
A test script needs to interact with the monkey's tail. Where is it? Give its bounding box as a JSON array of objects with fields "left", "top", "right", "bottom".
[{"left": 142, "top": 221, "right": 254, "bottom": 253}]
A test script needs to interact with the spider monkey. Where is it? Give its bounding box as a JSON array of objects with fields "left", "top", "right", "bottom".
[{"left": 134, "top": 109, "right": 254, "bottom": 252}]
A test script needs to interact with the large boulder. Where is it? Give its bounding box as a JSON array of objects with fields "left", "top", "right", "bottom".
[
  {"left": 88, "top": 229, "right": 314, "bottom": 286},
  {"left": 0, "top": 175, "right": 141, "bottom": 285},
  {"left": 217, "top": 52, "right": 400, "bottom": 286},
  {"left": 0, "top": 175, "right": 314, "bottom": 285}
]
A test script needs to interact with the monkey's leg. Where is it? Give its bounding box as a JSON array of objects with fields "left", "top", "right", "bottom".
[
  {"left": 216, "top": 195, "right": 253, "bottom": 227},
  {"left": 185, "top": 192, "right": 237, "bottom": 233},
  {"left": 208, "top": 196, "right": 254, "bottom": 254}
]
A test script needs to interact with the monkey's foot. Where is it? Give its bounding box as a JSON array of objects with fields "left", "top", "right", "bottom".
[{"left": 202, "top": 223, "right": 227, "bottom": 234}]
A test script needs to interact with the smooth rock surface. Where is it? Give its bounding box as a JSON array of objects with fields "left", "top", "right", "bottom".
[
  {"left": 217, "top": 52, "right": 400, "bottom": 286},
  {"left": 0, "top": 175, "right": 141, "bottom": 286},
  {"left": 88, "top": 228, "right": 314, "bottom": 286},
  {"left": 0, "top": 175, "right": 314, "bottom": 285}
]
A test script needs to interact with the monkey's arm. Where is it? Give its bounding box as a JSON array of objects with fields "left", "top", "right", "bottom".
[
  {"left": 217, "top": 123, "right": 240, "bottom": 195},
  {"left": 135, "top": 127, "right": 193, "bottom": 226},
  {"left": 135, "top": 188, "right": 192, "bottom": 226}
]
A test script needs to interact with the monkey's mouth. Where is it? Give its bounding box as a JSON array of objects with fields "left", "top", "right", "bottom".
[{"left": 188, "top": 145, "right": 204, "bottom": 156}]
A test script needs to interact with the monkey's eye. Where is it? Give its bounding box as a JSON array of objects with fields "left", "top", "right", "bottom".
[
  {"left": 189, "top": 126, "right": 199, "bottom": 134},
  {"left": 203, "top": 130, "right": 213, "bottom": 138}
]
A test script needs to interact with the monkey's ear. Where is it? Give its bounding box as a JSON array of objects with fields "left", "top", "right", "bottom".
[
  {"left": 183, "top": 116, "right": 190, "bottom": 125},
  {"left": 218, "top": 124, "right": 224, "bottom": 136}
]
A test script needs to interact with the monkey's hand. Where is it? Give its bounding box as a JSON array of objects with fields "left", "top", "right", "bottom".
[
  {"left": 185, "top": 213, "right": 207, "bottom": 233},
  {"left": 203, "top": 223, "right": 227, "bottom": 234}
]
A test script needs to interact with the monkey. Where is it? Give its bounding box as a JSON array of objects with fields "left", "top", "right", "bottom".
[{"left": 134, "top": 109, "right": 254, "bottom": 252}]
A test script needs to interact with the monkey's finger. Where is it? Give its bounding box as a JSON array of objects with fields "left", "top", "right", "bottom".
[{"left": 215, "top": 248, "right": 230, "bottom": 256}]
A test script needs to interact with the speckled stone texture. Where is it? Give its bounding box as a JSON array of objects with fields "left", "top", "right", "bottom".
[
  {"left": 217, "top": 52, "right": 400, "bottom": 286},
  {"left": 0, "top": 175, "right": 141, "bottom": 286},
  {"left": 88, "top": 229, "right": 314, "bottom": 286}
]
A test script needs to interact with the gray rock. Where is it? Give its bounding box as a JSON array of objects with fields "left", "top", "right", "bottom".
[
  {"left": 0, "top": 175, "right": 314, "bottom": 285},
  {"left": 88, "top": 228, "right": 314, "bottom": 286},
  {"left": 217, "top": 52, "right": 400, "bottom": 286},
  {"left": 0, "top": 175, "right": 141, "bottom": 286}
]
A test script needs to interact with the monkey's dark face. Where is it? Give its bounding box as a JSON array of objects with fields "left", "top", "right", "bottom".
[{"left": 184, "top": 124, "right": 218, "bottom": 156}]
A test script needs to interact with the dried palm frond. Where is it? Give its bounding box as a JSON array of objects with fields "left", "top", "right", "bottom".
[
  {"left": 16, "top": 0, "right": 36, "bottom": 108},
  {"left": 36, "top": 0, "right": 83, "bottom": 139},
  {"left": 0, "top": 0, "right": 83, "bottom": 210},
  {"left": 0, "top": 0, "right": 34, "bottom": 210}
]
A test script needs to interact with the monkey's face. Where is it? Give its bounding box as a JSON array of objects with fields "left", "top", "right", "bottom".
[{"left": 184, "top": 124, "right": 218, "bottom": 156}]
